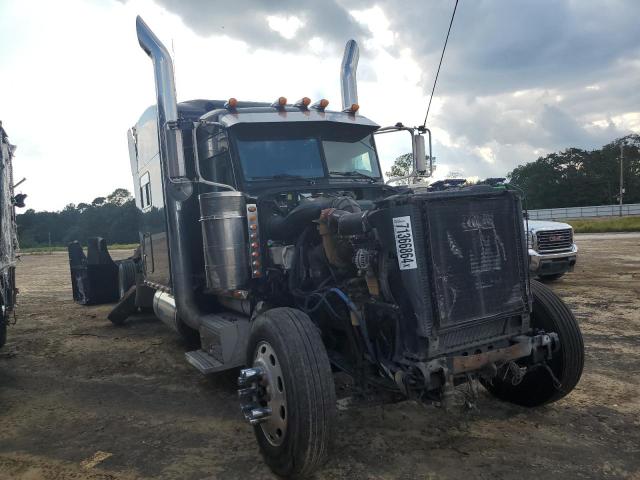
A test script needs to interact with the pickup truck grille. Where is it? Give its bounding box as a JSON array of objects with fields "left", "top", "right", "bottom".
[{"left": 536, "top": 229, "right": 573, "bottom": 253}]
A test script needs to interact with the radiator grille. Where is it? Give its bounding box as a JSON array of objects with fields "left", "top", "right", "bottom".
[
  {"left": 536, "top": 229, "right": 573, "bottom": 253},
  {"left": 423, "top": 195, "right": 528, "bottom": 329},
  {"left": 439, "top": 318, "right": 506, "bottom": 349}
]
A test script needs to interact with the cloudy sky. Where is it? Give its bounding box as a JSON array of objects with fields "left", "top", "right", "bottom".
[{"left": 1, "top": 0, "right": 638, "bottom": 211}]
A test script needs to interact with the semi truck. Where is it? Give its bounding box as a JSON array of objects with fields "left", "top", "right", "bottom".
[
  {"left": 0, "top": 122, "right": 25, "bottom": 349},
  {"left": 70, "top": 17, "right": 585, "bottom": 478}
]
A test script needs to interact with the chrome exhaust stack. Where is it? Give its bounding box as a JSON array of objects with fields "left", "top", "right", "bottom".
[
  {"left": 136, "top": 16, "right": 186, "bottom": 179},
  {"left": 340, "top": 39, "right": 359, "bottom": 111},
  {"left": 136, "top": 16, "right": 207, "bottom": 332}
]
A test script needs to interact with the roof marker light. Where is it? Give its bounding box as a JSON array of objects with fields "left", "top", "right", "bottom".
[
  {"left": 271, "top": 96, "right": 287, "bottom": 108},
  {"left": 294, "top": 97, "right": 311, "bottom": 109},
  {"left": 311, "top": 99, "right": 329, "bottom": 111},
  {"left": 225, "top": 97, "right": 238, "bottom": 109},
  {"left": 343, "top": 103, "right": 359, "bottom": 113}
]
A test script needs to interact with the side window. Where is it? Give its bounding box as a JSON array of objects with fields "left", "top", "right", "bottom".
[
  {"left": 140, "top": 172, "right": 152, "bottom": 210},
  {"left": 200, "top": 129, "right": 236, "bottom": 188},
  {"left": 212, "top": 149, "right": 235, "bottom": 186}
]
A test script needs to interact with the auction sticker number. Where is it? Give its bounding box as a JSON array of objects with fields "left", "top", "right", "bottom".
[{"left": 393, "top": 216, "right": 417, "bottom": 270}]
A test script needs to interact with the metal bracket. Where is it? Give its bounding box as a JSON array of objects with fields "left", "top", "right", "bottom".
[{"left": 165, "top": 119, "right": 195, "bottom": 131}]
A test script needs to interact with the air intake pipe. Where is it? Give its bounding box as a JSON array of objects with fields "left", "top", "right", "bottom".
[
  {"left": 136, "top": 16, "right": 221, "bottom": 331},
  {"left": 340, "top": 39, "right": 359, "bottom": 111}
]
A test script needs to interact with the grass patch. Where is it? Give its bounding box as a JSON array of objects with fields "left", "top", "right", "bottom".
[
  {"left": 566, "top": 216, "right": 640, "bottom": 233},
  {"left": 19, "top": 243, "right": 139, "bottom": 254}
]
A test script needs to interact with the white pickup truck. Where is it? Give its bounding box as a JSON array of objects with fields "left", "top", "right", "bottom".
[{"left": 525, "top": 219, "right": 578, "bottom": 281}]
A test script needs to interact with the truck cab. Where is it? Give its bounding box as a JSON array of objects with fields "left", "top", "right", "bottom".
[{"left": 129, "top": 99, "right": 396, "bottom": 288}]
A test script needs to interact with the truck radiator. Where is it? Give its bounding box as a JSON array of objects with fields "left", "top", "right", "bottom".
[
  {"left": 422, "top": 193, "right": 529, "bottom": 331},
  {"left": 535, "top": 229, "right": 573, "bottom": 253}
]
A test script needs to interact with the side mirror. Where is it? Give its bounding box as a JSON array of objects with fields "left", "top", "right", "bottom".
[
  {"left": 165, "top": 126, "right": 186, "bottom": 180},
  {"left": 413, "top": 134, "right": 427, "bottom": 174}
]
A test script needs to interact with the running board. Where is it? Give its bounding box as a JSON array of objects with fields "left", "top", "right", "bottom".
[
  {"left": 185, "top": 313, "right": 250, "bottom": 375},
  {"left": 199, "top": 314, "right": 250, "bottom": 366},
  {"left": 185, "top": 350, "right": 227, "bottom": 374}
]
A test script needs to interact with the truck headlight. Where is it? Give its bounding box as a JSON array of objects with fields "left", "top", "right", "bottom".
[{"left": 527, "top": 231, "right": 534, "bottom": 249}]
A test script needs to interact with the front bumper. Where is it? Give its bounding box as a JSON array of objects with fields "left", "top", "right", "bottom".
[
  {"left": 528, "top": 244, "right": 578, "bottom": 276},
  {"left": 410, "top": 332, "right": 559, "bottom": 395}
]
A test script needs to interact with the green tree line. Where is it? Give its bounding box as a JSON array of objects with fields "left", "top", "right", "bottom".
[
  {"left": 507, "top": 135, "right": 639, "bottom": 209},
  {"left": 17, "top": 188, "right": 139, "bottom": 248},
  {"left": 17, "top": 134, "right": 640, "bottom": 247}
]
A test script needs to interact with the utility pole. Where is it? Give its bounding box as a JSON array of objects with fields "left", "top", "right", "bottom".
[{"left": 619, "top": 142, "right": 624, "bottom": 216}]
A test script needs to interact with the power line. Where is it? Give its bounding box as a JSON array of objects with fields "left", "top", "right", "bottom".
[{"left": 423, "top": 0, "right": 460, "bottom": 127}]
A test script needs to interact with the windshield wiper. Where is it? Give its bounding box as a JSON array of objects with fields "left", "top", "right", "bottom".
[
  {"left": 250, "top": 174, "right": 317, "bottom": 184},
  {"left": 329, "top": 171, "right": 377, "bottom": 182}
]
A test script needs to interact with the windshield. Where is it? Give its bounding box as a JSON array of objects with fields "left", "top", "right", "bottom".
[
  {"left": 234, "top": 123, "right": 381, "bottom": 182},
  {"left": 236, "top": 138, "right": 324, "bottom": 180},
  {"left": 323, "top": 135, "right": 380, "bottom": 178}
]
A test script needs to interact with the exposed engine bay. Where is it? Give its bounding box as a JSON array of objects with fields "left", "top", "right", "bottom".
[{"left": 252, "top": 186, "right": 558, "bottom": 402}]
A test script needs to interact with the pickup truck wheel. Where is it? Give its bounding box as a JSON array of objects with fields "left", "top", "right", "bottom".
[
  {"left": 538, "top": 273, "right": 564, "bottom": 282},
  {"left": 484, "top": 280, "right": 584, "bottom": 407},
  {"left": 241, "top": 307, "right": 335, "bottom": 479}
]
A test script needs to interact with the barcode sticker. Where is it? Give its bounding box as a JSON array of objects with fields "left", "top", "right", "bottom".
[{"left": 393, "top": 216, "right": 417, "bottom": 270}]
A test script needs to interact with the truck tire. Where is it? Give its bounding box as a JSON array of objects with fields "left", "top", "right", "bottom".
[
  {"left": 484, "top": 280, "right": 584, "bottom": 407},
  {"left": 538, "top": 272, "right": 565, "bottom": 282},
  {"left": 245, "top": 307, "right": 336, "bottom": 479},
  {"left": 118, "top": 260, "right": 137, "bottom": 300}
]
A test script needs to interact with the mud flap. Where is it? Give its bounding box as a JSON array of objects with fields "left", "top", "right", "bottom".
[
  {"left": 68, "top": 238, "right": 119, "bottom": 305},
  {"left": 108, "top": 286, "right": 137, "bottom": 325}
]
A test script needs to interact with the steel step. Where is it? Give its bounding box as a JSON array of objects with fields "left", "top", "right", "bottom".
[
  {"left": 185, "top": 350, "right": 226, "bottom": 374},
  {"left": 199, "top": 313, "right": 250, "bottom": 367}
]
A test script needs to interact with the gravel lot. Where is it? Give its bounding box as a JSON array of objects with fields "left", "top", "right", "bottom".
[{"left": 1, "top": 234, "right": 639, "bottom": 480}]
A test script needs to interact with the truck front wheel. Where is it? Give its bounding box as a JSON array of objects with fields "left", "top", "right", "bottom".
[
  {"left": 538, "top": 272, "right": 565, "bottom": 282},
  {"left": 484, "top": 280, "right": 584, "bottom": 407},
  {"left": 240, "top": 307, "right": 336, "bottom": 478}
]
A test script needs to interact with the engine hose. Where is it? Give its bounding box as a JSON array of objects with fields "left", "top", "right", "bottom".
[
  {"left": 328, "top": 288, "right": 377, "bottom": 362},
  {"left": 288, "top": 226, "right": 312, "bottom": 299}
]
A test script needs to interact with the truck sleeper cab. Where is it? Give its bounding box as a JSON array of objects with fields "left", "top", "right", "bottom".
[{"left": 70, "top": 16, "right": 585, "bottom": 479}]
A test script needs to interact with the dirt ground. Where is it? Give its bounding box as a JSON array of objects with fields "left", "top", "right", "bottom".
[{"left": 1, "top": 234, "right": 639, "bottom": 480}]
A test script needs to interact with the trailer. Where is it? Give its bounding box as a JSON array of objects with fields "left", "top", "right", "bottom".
[
  {"left": 0, "top": 122, "right": 25, "bottom": 348},
  {"left": 70, "top": 17, "right": 585, "bottom": 478}
]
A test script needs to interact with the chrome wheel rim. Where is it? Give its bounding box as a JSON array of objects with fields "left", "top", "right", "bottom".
[{"left": 254, "top": 341, "right": 287, "bottom": 446}]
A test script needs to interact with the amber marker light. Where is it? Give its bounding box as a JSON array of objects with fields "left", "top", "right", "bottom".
[
  {"left": 271, "top": 96, "right": 287, "bottom": 108},
  {"left": 344, "top": 103, "right": 359, "bottom": 113},
  {"left": 295, "top": 97, "right": 312, "bottom": 109},
  {"left": 311, "top": 99, "right": 329, "bottom": 111}
]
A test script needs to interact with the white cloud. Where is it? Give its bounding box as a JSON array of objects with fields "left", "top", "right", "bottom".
[{"left": 266, "top": 15, "right": 304, "bottom": 40}]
